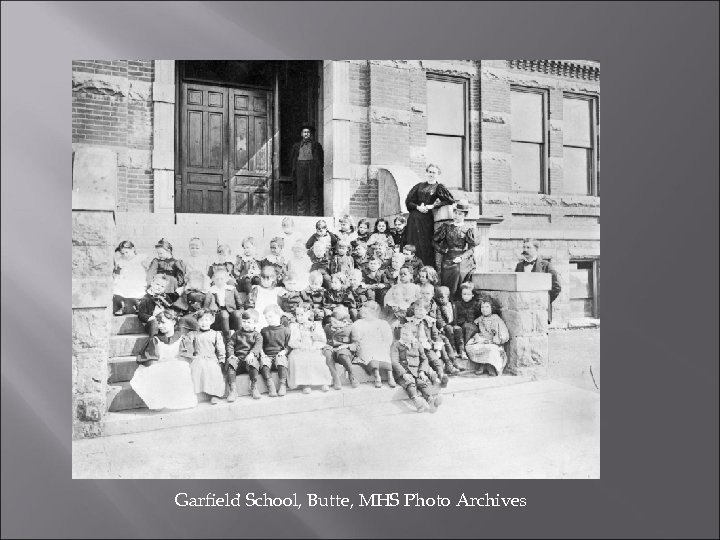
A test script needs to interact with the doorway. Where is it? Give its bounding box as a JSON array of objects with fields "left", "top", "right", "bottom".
[{"left": 176, "top": 60, "right": 321, "bottom": 215}]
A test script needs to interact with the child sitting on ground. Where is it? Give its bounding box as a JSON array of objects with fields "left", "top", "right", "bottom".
[
  {"left": 465, "top": 296, "right": 510, "bottom": 376},
  {"left": 390, "top": 324, "right": 443, "bottom": 413},
  {"left": 287, "top": 308, "right": 332, "bottom": 394},
  {"left": 183, "top": 309, "right": 226, "bottom": 404},
  {"left": 137, "top": 274, "right": 178, "bottom": 338},
  {"left": 226, "top": 309, "right": 275, "bottom": 400},
  {"left": 350, "top": 301, "right": 395, "bottom": 389},
  {"left": 147, "top": 238, "right": 186, "bottom": 294},
  {"left": 322, "top": 305, "right": 359, "bottom": 390},
  {"left": 113, "top": 240, "right": 150, "bottom": 315},
  {"left": 260, "top": 304, "right": 291, "bottom": 397},
  {"left": 301, "top": 270, "right": 327, "bottom": 322}
]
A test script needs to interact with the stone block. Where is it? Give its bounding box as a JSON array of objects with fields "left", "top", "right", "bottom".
[
  {"left": 472, "top": 272, "right": 551, "bottom": 292},
  {"left": 108, "top": 356, "right": 139, "bottom": 384},
  {"left": 72, "top": 309, "right": 111, "bottom": 351},
  {"left": 72, "top": 244, "right": 113, "bottom": 278},
  {"left": 72, "top": 212, "right": 115, "bottom": 246},
  {"left": 76, "top": 395, "right": 105, "bottom": 422},
  {"left": 111, "top": 315, "right": 145, "bottom": 335},
  {"left": 501, "top": 309, "right": 536, "bottom": 336},
  {"left": 72, "top": 147, "right": 117, "bottom": 211},
  {"left": 109, "top": 334, "right": 148, "bottom": 357},
  {"left": 74, "top": 351, "right": 108, "bottom": 387},
  {"left": 505, "top": 335, "right": 549, "bottom": 375},
  {"left": 72, "top": 277, "right": 113, "bottom": 309},
  {"left": 482, "top": 290, "right": 549, "bottom": 311}
]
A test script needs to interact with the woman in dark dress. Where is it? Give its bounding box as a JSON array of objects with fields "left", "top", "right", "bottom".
[
  {"left": 404, "top": 163, "right": 455, "bottom": 267},
  {"left": 433, "top": 201, "right": 478, "bottom": 300}
]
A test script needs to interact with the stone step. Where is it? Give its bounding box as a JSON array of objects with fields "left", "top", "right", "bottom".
[
  {"left": 108, "top": 356, "right": 140, "bottom": 384},
  {"left": 104, "top": 374, "right": 531, "bottom": 437},
  {"left": 109, "top": 333, "right": 148, "bottom": 357},
  {"left": 111, "top": 314, "right": 145, "bottom": 335}
]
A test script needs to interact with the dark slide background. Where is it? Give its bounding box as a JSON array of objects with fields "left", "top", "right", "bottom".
[{"left": 1, "top": 2, "right": 718, "bottom": 538}]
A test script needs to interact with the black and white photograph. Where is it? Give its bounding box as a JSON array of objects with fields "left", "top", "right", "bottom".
[{"left": 71, "top": 59, "right": 601, "bottom": 479}]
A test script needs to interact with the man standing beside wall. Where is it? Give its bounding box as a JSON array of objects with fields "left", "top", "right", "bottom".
[
  {"left": 290, "top": 124, "right": 324, "bottom": 216},
  {"left": 516, "top": 238, "right": 562, "bottom": 322}
]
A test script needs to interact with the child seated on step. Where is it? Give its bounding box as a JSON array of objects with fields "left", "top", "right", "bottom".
[
  {"left": 285, "top": 239, "right": 312, "bottom": 291},
  {"left": 130, "top": 309, "right": 198, "bottom": 411},
  {"left": 234, "top": 237, "right": 262, "bottom": 294},
  {"left": 336, "top": 214, "right": 357, "bottom": 245},
  {"left": 350, "top": 301, "right": 395, "bottom": 389},
  {"left": 465, "top": 296, "right": 510, "bottom": 377},
  {"left": 454, "top": 282, "right": 482, "bottom": 353},
  {"left": 401, "top": 244, "right": 424, "bottom": 281},
  {"left": 390, "top": 323, "right": 443, "bottom": 413},
  {"left": 207, "top": 267, "right": 245, "bottom": 341},
  {"left": 309, "top": 239, "right": 333, "bottom": 290},
  {"left": 183, "top": 237, "right": 212, "bottom": 292},
  {"left": 383, "top": 267, "right": 420, "bottom": 325},
  {"left": 329, "top": 238, "right": 355, "bottom": 281},
  {"left": 348, "top": 268, "right": 375, "bottom": 313},
  {"left": 260, "top": 237, "right": 287, "bottom": 285},
  {"left": 226, "top": 309, "right": 275, "bottom": 401},
  {"left": 137, "top": 274, "right": 178, "bottom": 338},
  {"left": 435, "top": 285, "right": 464, "bottom": 360},
  {"left": 418, "top": 283, "right": 461, "bottom": 375},
  {"left": 113, "top": 240, "right": 150, "bottom": 315},
  {"left": 323, "top": 272, "right": 357, "bottom": 322},
  {"left": 301, "top": 270, "right": 327, "bottom": 322},
  {"left": 183, "top": 309, "right": 226, "bottom": 405},
  {"left": 385, "top": 252, "right": 407, "bottom": 285},
  {"left": 362, "top": 257, "right": 390, "bottom": 306},
  {"left": 417, "top": 265, "right": 439, "bottom": 290},
  {"left": 248, "top": 265, "right": 286, "bottom": 329},
  {"left": 352, "top": 241, "right": 370, "bottom": 272},
  {"left": 367, "top": 218, "right": 395, "bottom": 263},
  {"left": 390, "top": 216, "right": 407, "bottom": 252},
  {"left": 172, "top": 270, "right": 211, "bottom": 334},
  {"left": 353, "top": 218, "right": 371, "bottom": 248},
  {"left": 322, "top": 305, "right": 359, "bottom": 390},
  {"left": 260, "top": 304, "right": 291, "bottom": 397},
  {"left": 277, "top": 271, "right": 305, "bottom": 323},
  {"left": 147, "top": 238, "right": 186, "bottom": 294},
  {"left": 287, "top": 308, "right": 332, "bottom": 394},
  {"left": 278, "top": 217, "right": 301, "bottom": 260},
  {"left": 404, "top": 300, "right": 449, "bottom": 388},
  {"left": 208, "top": 244, "right": 237, "bottom": 288}
]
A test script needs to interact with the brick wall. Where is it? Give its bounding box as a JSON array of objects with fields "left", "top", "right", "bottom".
[{"left": 72, "top": 60, "right": 154, "bottom": 212}]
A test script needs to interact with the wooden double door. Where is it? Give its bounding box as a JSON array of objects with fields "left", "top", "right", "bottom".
[{"left": 179, "top": 82, "right": 274, "bottom": 214}]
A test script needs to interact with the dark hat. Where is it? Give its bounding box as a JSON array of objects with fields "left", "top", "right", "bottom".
[
  {"left": 241, "top": 311, "right": 253, "bottom": 320},
  {"left": 300, "top": 122, "right": 316, "bottom": 133},
  {"left": 155, "top": 238, "right": 173, "bottom": 252},
  {"left": 454, "top": 200, "right": 471, "bottom": 213}
]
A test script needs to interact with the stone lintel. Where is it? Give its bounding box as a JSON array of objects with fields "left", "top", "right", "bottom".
[{"left": 472, "top": 272, "right": 551, "bottom": 292}]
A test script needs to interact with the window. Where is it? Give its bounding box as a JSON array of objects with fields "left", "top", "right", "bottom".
[
  {"left": 563, "top": 94, "right": 598, "bottom": 195},
  {"left": 569, "top": 259, "right": 600, "bottom": 318},
  {"left": 426, "top": 74, "right": 468, "bottom": 189},
  {"left": 511, "top": 87, "right": 548, "bottom": 193}
]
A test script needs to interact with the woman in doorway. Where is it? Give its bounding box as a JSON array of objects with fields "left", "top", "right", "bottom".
[{"left": 404, "top": 163, "right": 455, "bottom": 267}]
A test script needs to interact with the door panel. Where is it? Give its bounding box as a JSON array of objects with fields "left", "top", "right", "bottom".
[
  {"left": 181, "top": 83, "right": 229, "bottom": 213},
  {"left": 228, "top": 87, "right": 272, "bottom": 215}
]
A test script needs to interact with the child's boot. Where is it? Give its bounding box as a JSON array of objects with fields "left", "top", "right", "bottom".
[
  {"left": 373, "top": 368, "right": 382, "bottom": 388},
  {"left": 210, "top": 396, "right": 220, "bottom": 405},
  {"left": 440, "top": 373, "right": 449, "bottom": 388},
  {"left": 349, "top": 371, "right": 359, "bottom": 388},
  {"left": 227, "top": 382, "right": 238, "bottom": 403},
  {"left": 277, "top": 367, "right": 288, "bottom": 397},
  {"left": 412, "top": 395, "right": 428, "bottom": 412},
  {"left": 387, "top": 372, "right": 397, "bottom": 388},
  {"left": 332, "top": 370, "right": 342, "bottom": 390},
  {"left": 431, "top": 393, "right": 444, "bottom": 409},
  {"left": 250, "top": 381, "right": 261, "bottom": 400},
  {"left": 266, "top": 377, "right": 278, "bottom": 397}
]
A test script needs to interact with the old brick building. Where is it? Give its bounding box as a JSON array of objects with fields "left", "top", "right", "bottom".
[{"left": 72, "top": 59, "right": 599, "bottom": 437}]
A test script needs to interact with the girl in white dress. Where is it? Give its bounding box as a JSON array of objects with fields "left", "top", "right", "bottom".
[
  {"left": 185, "top": 309, "right": 227, "bottom": 404},
  {"left": 287, "top": 308, "right": 332, "bottom": 394},
  {"left": 248, "top": 266, "right": 287, "bottom": 329},
  {"left": 129, "top": 310, "right": 198, "bottom": 410},
  {"left": 113, "top": 240, "right": 150, "bottom": 315},
  {"left": 465, "top": 298, "right": 510, "bottom": 376}
]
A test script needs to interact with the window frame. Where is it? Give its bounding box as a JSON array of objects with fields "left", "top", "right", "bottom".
[
  {"left": 426, "top": 72, "right": 471, "bottom": 191},
  {"left": 569, "top": 258, "right": 600, "bottom": 319},
  {"left": 510, "top": 85, "right": 550, "bottom": 194},
  {"left": 562, "top": 92, "right": 599, "bottom": 196}
]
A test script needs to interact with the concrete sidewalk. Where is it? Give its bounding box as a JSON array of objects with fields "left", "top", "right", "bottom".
[{"left": 73, "top": 378, "right": 600, "bottom": 479}]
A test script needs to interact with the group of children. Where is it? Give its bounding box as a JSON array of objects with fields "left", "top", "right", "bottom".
[{"left": 114, "top": 216, "right": 510, "bottom": 414}]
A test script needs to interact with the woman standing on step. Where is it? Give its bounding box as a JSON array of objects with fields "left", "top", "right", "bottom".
[
  {"left": 129, "top": 310, "right": 197, "bottom": 411},
  {"left": 432, "top": 200, "right": 478, "bottom": 301},
  {"left": 404, "top": 163, "right": 456, "bottom": 267}
]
